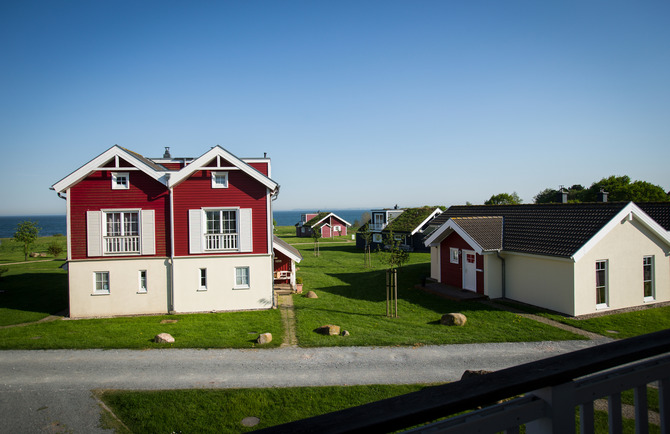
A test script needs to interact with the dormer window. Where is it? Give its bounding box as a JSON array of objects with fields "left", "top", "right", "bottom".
[
  {"left": 211, "top": 171, "right": 228, "bottom": 189},
  {"left": 112, "top": 172, "right": 129, "bottom": 190}
]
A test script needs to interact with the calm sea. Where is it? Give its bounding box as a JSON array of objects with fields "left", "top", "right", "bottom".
[
  {"left": 274, "top": 209, "right": 368, "bottom": 227},
  {"left": 0, "top": 215, "right": 67, "bottom": 238},
  {"left": 0, "top": 210, "right": 368, "bottom": 237}
]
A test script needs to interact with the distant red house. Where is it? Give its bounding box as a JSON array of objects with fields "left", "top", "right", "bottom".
[
  {"left": 52, "top": 145, "right": 280, "bottom": 318},
  {"left": 295, "top": 212, "right": 351, "bottom": 238}
]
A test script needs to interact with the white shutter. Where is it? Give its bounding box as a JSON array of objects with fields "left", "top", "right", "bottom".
[
  {"left": 189, "top": 209, "right": 203, "bottom": 254},
  {"left": 140, "top": 209, "right": 155, "bottom": 255},
  {"left": 87, "top": 211, "right": 102, "bottom": 257},
  {"left": 239, "top": 208, "right": 253, "bottom": 252}
]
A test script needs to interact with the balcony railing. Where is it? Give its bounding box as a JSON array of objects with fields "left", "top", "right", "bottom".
[
  {"left": 104, "top": 236, "right": 139, "bottom": 254},
  {"left": 369, "top": 223, "right": 386, "bottom": 231},
  {"left": 205, "top": 233, "right": 238, "bottom": 251},
  {"left": 257, "top": 329, "right": 670, "bottom": 434}
]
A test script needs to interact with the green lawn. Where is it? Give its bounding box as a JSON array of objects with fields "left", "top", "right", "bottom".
[
  {"left": 0, "top": 260, "right": 68, "bottom": 326},
  {"left": 0, "top": 235, "right": 67, "bottom": 263},
  {"left": 99, "top": 384, "right": 429, "bottom": 433},
  {"left": 291, "top": 242, "right": 584, "bottom": 346},
  {"left": 493, "top": 299, "right": 670, "bottom": 340}
]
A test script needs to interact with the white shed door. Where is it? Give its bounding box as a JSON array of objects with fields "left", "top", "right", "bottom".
[{"left": 462, "top": 250, "right": 477, "bottom": 292}]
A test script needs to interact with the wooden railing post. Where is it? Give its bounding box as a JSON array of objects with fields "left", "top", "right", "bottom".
[{"left": 526, "top": 382, "right": 576, "bottom": 434}]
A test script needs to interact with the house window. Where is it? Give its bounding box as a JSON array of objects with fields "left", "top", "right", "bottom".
[
  {"left": 235, "top": 266, "right": 250, "bottom": 289},
  {"left": 596, "top": 260, "right": 608, "bottom": 308},
  {"left": 211, "top": 171, "right": 228, "bottom": 189},
  {"left": 138, "top": 270, "right": 147, "bottom": 293},
  {"left": 450, "top": 248, "right": 459, "bottom": 264},
  {"left": 205, "top": 209, "right": 238, "bottom": 250},
  {"left": 111, "top": 172, "right": 129, "bottom": 190},
  {"left": 334, "top": 225, "right": 341, "bottom": 232},
  {"left": 94, "top": 271, "right": 110, "bottom": 294},
  {"left": 643, "top": 256, "right": 654, "bottom": 301},
  {"left": 373, "top": 233, "right": 382, "bottom": 243},
  {"left": 199, "top": 268, "right": 207, "bottom": 290},
  {"left": 104, "top": 211, "right": 140, "bottom": 253}
]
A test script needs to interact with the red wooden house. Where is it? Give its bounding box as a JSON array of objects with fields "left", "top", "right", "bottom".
[
  {"left": 52, "top": 145, "right": 280, "bottom": 318},
  {"left": 295, "top": 212, "right": 351, "bottom": 238}
]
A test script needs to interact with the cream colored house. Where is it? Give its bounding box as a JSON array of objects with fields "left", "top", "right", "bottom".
[{"left": 424, "top": 202, "right": 670, "bottom": 317}]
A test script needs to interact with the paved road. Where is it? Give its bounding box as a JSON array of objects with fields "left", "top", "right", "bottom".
[{"left": 0, "top": 339, "right": 608, "bottom": 433}]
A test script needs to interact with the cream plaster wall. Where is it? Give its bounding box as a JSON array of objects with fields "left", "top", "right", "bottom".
[
  {"left": 172, "top": 255, "right": 274, "bottom": 313},
  {"left": 504, "top": 254, "right": 576, "bottom": 315},
  {"left": 483, "top": 254, "right": 503, "bottom": 298},
  {"left": 574, "top": 217, "right": 670, "bottom": 316},
  {"left": 68, "top": 258, "right": 169, "bottom": 318},
  {"left": 430, "top": 246, "right": 441, "bottom": 281}
]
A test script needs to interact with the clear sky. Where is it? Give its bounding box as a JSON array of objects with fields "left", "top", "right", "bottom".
[{"left": 1, "top": 1, "right": 669, "bottom": 215}]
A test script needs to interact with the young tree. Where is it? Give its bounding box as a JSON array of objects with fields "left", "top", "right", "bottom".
[
  {"left": 360, "top": 224, "right": 373, "bottom": 268},
  {"left": 378, "top": 230, "right": 410, "bottom": 318},
  {"left": 311, "top": 225, "right": 321, "bottom": 257},
  {"left": 13, "top": 221, "right": 40, "bottom": 261}
]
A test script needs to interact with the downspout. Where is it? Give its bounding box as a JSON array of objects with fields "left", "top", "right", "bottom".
[
  {"left": 167, "top": 175, "right": 175, "bottom": 313},
  {"left": 496, "top": 250, "right": 506, "bottom": 299}
]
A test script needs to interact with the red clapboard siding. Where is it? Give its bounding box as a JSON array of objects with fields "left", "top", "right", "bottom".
[
  {"left": 69, "top": 170, "right": 170, "bottom": 260},
  {"left": 172, "top": 169, "right": 269, "bottom": 256},
  {"left": 440, "top": 232, "right": 470, "bottom": 288},
  {"left": 248, "top": 162, "right": 269, "bottom": 176}
]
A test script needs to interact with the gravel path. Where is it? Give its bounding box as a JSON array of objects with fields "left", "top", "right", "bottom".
[{"left": 0, "top": 340, "right": 604, "bottom": 433}]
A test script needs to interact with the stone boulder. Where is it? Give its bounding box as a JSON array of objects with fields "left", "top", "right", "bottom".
[
  {"left": 341, "top": 330, "right": 350, "bottom": 337},
  {"left": 440, "top": 313, "right": 467, "bottom": 326},
  {"left": 316, "top": 325, "right": 341, "bottom": 336},
  {"left": 257, "top": 333, "right": 272, "bottom": 345},
  {"left": 460, "top": 370, "right": 493, "bottom": 380},
  {"left": 154, "top": 333, "right": 175, "bottom": 343},
  {"left": 305, "top": 291, "right": 318, "bottom": 299}
]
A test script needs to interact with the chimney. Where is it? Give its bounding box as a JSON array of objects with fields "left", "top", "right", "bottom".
[
  {"left": 163, "top": 147, "right": 171, "bottom": 158},
  {"left": 557, "top": 186, "right": 568, "bottom": 204},
  {"left": 597, "top": 189, "right": 608, "bottom": 203}
]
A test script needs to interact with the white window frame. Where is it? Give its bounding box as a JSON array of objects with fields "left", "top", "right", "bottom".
[
  {"left": 102, "top": 210, "right": 141, "bottom": 254},
  {"left": 450, "top": 247, "right": 459, "bottom": 264},
  {"left": 211, "top": 171, "right": 228, "bottom": 189},
  {"left": 199, "top": 268, "right": 207, "bottom": 291},
  {"left": 94, "top": 271, "right": 110, "bottom": 295},
  {"left": 111, "top": 172, "right": 129, "bottom": 190},
  {"left": 372, "top": 233, "right": 382, "bottom": 243},
  {"left": 234, "top": 266, "right": 250, "bottom": 289},
  {"left": 138, "top": 270, "right": 147, "bottom": 294},
  {"left": 595, "top": 260, "right": 608, "bottom": 309},
  {"left": 643, "top": 256, "right": 655, "bottom": 302},
  {"left": 203, "top": 208, "right": 239, "bottom": 251}
]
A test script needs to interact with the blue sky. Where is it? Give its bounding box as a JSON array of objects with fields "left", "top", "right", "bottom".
[{"left": 1, "top": 1, "right": 669, "bottom": 215}]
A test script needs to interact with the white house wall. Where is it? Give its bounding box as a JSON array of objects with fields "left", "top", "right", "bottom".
[
  {"left": 504, "top": 254, "right": 576, "bottom": 316},
  {"left": 68, "top": 259, "right": 169, "bottom": 318},
  {"left": 430, "top": 245, "right": 441, "bottom": 281},
  {"left": 574, "top": 217, "right": 670, "bottom": 316},
  {"left": 483, "top": 254, "right": 503, "bottom": 299},
  {"left": 172, "top": 255, "right": 274, "bottom": 313}
]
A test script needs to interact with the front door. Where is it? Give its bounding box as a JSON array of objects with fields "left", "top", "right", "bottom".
[{"left": 462, "top": 250, "right": 477, "bottom": 291}]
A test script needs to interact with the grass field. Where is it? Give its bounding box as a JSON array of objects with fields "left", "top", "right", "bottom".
[
  {"left": 98, "top": 384, "right": 430, "bottom": 433},
  {"left": 290, "top": 241, "right": 583, "bottom": 346},
  {"left": 494, "top": 299, "right": 670, "bottom": 340},
  {"left": 0, "top": 234, "right": 67, "bottom": 263}
]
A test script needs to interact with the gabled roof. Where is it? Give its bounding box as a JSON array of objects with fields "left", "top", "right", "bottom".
[
  {"left": 51, "top": 145, "right": 168, "bottom": 193},
  {"left": 425, "top": 202, "right": 670, "bottom": 260},
  {"left": 168, "top": 146, "right": 278, "bottom": 192},
  {"left": 424, "top": 216, "right": 503, "bottom": 254},
  {"left": 304, "top": 212, "right": 352, "bottom": 228},
  {"left": 273, "top": 235, "right": 302, "bottom": 263},
  {"left": 383, "top": 206, "right": 442, "bottom": 235}
]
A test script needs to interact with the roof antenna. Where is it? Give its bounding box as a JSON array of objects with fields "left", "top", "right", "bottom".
[{"left": 163, "top": 147, "right": 171, "bottom": 158}]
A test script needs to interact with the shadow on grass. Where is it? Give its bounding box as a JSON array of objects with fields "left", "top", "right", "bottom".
[{"left": 0, "top": 272, "right": 68, "bottom": 316}]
